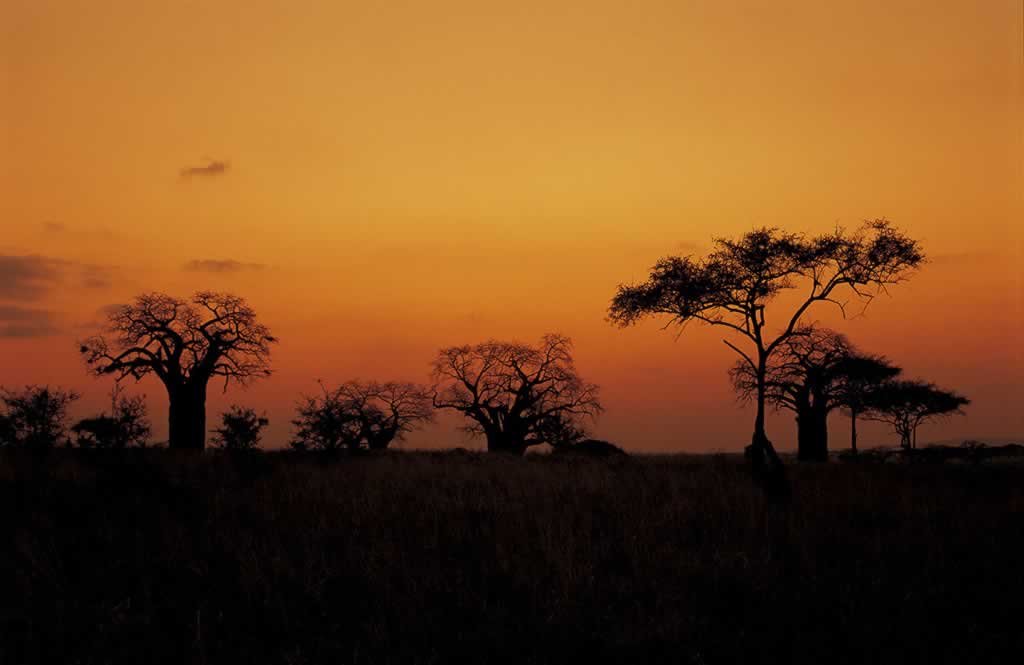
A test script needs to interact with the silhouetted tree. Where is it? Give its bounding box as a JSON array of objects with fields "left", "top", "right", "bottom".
[
  {"left": 863, "top": 380, "right": 969, "bottom": 449},
  {"left": 835, "top": 354, "right": 902, "bottom": 454},
  {"left": 432, "top": 334, "right": 602, "bottom": 455},
  {"left": 211, "top": 405, "right": 268, "bottom": 451},
  {"left": 609, "top": 221, "right": 923, "bottom": 490},
  {"left": 731, "top": 328, "right": 900, "bottom": 461},
  {"left": 0, "top": 385, "right": 80, "bottom": 448},
  {"left": 72, "top": 385, "right": 151, "bottom": 449},
  {"left": 291, "top": 381, "right": 432, "bottom": 451},
  {"left": 533, "top": 411, "right": 589, "bottom": 449},
  {"left": 79, "top": 292, "right": 276, "bottom": 450},
  {"left": 291, "top": 383, "right": 359, "bottom": 451},
  {"left": 342, "top": 381, "right": 434, "bottom": 450}
]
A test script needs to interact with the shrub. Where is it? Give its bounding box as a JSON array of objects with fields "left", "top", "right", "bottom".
[
  {"left": 0, "top": 385, "right": 80, "bottom": 448},
  {"left": 211, "top": 405, "right": 268, "bottom": 451}
]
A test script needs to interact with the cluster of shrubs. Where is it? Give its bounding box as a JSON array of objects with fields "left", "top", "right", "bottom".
[
  {"left": 0, "top": 384, "right": 269, "bottom": 452},
  {"left": 0, "top": 381, "right": 620, "bottom": 455},
  {"left": 0, "top": 381, "right": 436, "bottom": 454}
]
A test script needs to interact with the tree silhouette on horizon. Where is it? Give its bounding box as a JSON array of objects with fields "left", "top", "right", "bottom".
[
  {"left": 432, "top": 334, "right": 602, "bottom": 455},
  {"left": 731, "top": 327, "right": 900, "bottom": 461},
  {"left": 79, "top": 292, "right": 276, "bottom": 450},
  {"left": 863, "top": 380, "right": 969, "bottom": 449},
  {"left": 609, "top": 220, "right": 923, "bottom": 492}
]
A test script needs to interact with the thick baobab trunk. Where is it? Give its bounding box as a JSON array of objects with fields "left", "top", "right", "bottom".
[
  {"left": 168, "top": 384, "right": 207, "bottom": 450},
  {"left": 485, "top": 429, "right": 528, "bottom": 455},
  {"left": 796, "top": 405, "right": 829, "bottom": 462}
]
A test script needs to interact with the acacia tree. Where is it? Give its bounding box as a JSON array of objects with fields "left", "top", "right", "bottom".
[
  {"left": 79, "top": 292, "right": 276, "bottom": 450},
  {"left": 731, "top": 328, "right": 899, "bottom": 461},
  {"left": 835, "top": 354, "right": 903, "bottom": 454},
  {"left": 609, "top": 221, "right": 923, "bottom": 486},
  {"left": 863, "top": 380, "right": 969, "bottom": 449},
  {"left": 432, "top": 334, "right": 602, "bottom": 455}
]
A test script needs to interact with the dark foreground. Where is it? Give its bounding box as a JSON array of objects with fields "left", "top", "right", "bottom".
[{"left": 4, "top": 450, "right": 1023, "bottom": 665}]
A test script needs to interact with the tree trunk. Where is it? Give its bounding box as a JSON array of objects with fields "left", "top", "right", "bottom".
[
  {"left": 367, "top": 426, "right": 398, "bottom": 450},
  {"left": 796, "top": 405, "right": 829, "bottom": 462},
  {"left": 748, "top": 355, "right": 788, "bottom": 498},
  {"left": 485, "top": 429, "right": 527, "bottom": 455},
  {"left": 850, "top": 409, "right": 858, "bottom": 454},
  {"left": 168, "top": 384, "right": 207, "bottom": 450}
]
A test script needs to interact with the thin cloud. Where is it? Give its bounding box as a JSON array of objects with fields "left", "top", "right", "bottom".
[
  {"left": 183, "top": 259, "right": 265, "bottom": 273},
  {"left": 0, "top": 254, "right": 115, "bottom": 302},
  {"left": 0, "top": 305, "right": 59, "bottom": 338},
  {"left": 180, "top": 159, "right": 230, "bottom": 178},
  {"left": 0, "top": 255, "right": 65, "bottom": 301},
  {"left": 73, "top": 303, "right": 128, "bottom": 331},
  {"left": 930, "top": 251, "right": 1001, "bottom": 266},
  {"left": 98, "top": 303, "right": 128, "bottom": 316},
  {"left": 80, "top": 264, "right": 113, "bottom": 289}
]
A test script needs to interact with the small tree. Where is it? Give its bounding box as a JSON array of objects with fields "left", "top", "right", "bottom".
[
  {"left": 834, "top": 354, "right": 902, "bottom": 454},
  {"left": 340, "top": 381, "right": 434, "bottom": 450},
  {"left": 211, "top": 405, "right": 268, "bottom": 451},
  {"left": 609, "top": 221, "right": 923, "bottom": 488},
  {"left": 731, "top": 328, "right": 900, "bottom": 461},
  {"left": 863, "top": 380, "right": 969, "bottom": 449},
  {"left": 432, "top": 334, "right": 602, "bottom": 455},
  {"left": 291, "top": 383, "right": 358, "bottom": 451},
  {"left": 72, "top": 385, "right": 151, "bottom": 449},
  {"left": 291, "top": 381, "right": 432, "bottom": 451},
  {"left": 79, "top": 292, "right": 276, "bottom": 450},
  {"left": 0, "top": 385, "right": 80, "bottom": 448},
  {"left": 532, "top": 412, "right": 589, "bottom": 449}
]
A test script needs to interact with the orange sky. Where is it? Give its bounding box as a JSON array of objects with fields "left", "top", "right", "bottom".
[{"left": 2, "top": 0, "right": 1022, "bottom": 451}]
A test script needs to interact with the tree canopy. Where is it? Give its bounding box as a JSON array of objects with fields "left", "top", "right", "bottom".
[
  {"left": 291, "top": 381, "right": 433, "bottom": 451},
  {"left": 432, "top": 334, "right": 602, "bottom": 455},
  {"left": 863, "top": 380, "right": 969, "bottom": 449}
]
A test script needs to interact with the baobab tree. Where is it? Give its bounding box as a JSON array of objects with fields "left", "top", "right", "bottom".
[
  {"left": 731, "top": 328, "right": 899, "bottom": 461},
  {"left": 290, "top": 381, "right": 433, "bottom": 451},
  {"left": 609, "top": 220, "right": 923, "bottom": 489},
  {"left": 79, "top": 292, "right": 276, "bottom": 450},
  {"left": 349, "top": 381, "right": 434, "bottom": 450},
  {"left": 863, "top": 380, "right": 969, "bottom": 449},
  {"left": 432, "top": 334, "right": 602, "bottom": 455}
]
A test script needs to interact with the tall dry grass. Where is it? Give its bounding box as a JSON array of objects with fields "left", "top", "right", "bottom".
[{"left": 3, "top": 450, "right": 1023, "bottom": 664}]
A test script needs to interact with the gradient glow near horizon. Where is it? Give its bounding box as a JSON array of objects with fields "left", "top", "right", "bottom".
[{"left": 2, "top": 0, "right": 1022, "bottom": 451}]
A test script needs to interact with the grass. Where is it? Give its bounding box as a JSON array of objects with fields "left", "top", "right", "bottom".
[{"left": 4, "top": 450, "right": 1023, "bottom": 664}]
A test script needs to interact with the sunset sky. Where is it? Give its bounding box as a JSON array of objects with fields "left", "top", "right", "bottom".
[{"left": 2, "top": 0, "right": 1022, "bottom": 451}]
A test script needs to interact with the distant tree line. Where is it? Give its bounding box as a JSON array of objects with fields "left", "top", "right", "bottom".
[{"left": 0, "top": 219, "right": 975, "bottom": 475}]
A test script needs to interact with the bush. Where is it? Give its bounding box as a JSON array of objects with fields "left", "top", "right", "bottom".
[
  {"left": 211, "top": 405, "right": 268, "bottom": 451},
  {"left": 0, "top": 385, "right": 80, "bottom": 448},
  {"left": 71, "top": 389, "right": 151, "bottom": 449}
]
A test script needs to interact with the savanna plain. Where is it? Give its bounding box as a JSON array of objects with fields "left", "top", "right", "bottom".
[{"left": 5, "top": 449, "right": 1023, "bottom": 665}]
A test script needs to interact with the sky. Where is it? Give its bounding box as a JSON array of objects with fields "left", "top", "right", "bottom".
[{"left": 2, "top": 0, "right": 1022, "bottom": 451}]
